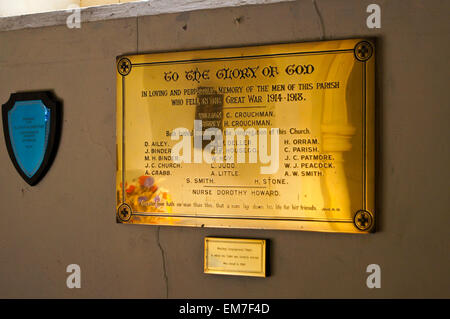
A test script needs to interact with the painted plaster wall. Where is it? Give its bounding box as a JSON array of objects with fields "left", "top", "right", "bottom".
[{"left": 0, "top": 0, "right": 449, "bottom": 298}]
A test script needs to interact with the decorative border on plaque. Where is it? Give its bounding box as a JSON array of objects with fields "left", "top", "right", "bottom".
[{"left": 116, "top": 39, "right": 376, "bottom": 233}]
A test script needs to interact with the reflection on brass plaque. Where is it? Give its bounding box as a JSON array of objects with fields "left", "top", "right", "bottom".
[
  {"left": 116, "top": 39, "right": 375, "bottom": 233},
  {"left": 204, "top": 237, "right": 266, "bottom": 277}
]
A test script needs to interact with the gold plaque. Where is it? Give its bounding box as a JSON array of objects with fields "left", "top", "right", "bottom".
[
  {"left": 116, "top": 39, "right": 375, "bottom": 233},
  {"left": 204, "top": 237, "right": 266, "bottom": 277}
]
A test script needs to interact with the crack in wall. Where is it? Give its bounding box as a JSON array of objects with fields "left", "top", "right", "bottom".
[
  {"left": 311, "top": 0, "right": 325, "bottom": 40},
  {"left": 156, "top": 226, "right": 169, "bottom": 298},
  {"left": 83, "top": 122, "right": 114, "bottom": 164}
]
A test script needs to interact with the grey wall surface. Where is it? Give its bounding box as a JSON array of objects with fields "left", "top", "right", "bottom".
[{"left": 0, "top": 0, "right": 449, "bottom": 298}]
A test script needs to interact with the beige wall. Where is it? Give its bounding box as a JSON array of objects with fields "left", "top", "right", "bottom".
[{"left": 0, "top": 0, "right": 449, "bottom": 298}]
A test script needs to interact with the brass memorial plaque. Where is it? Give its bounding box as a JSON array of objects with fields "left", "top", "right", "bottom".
[
  {"left": 116, "top": 39, "right": 375, "bottom": 233},
  {"left": 204, "top": 237, "right": 266, "bottom": 277}
]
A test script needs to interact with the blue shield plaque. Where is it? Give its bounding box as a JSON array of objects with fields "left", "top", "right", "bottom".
[{"left": 2, "top": 91, "right": 62, "bottom": 185}]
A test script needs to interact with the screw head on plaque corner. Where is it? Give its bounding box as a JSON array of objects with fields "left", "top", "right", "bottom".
[
  {"left": 354, "top": 41, "right": 373, "bottom": 62},
  {"left": 353, "top": 210, "right": 374, "bottom": 232},
  {"left": 117, "top": 57, "right": 132, "bottom": 76},
  {"left": 117, "top": 203, "right": 132, "bottom": 222}
]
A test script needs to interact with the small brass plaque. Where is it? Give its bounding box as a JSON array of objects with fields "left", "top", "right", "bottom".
[
  {"left": 116, "top": 39, "right": 375, "bottom": 233},
  {"left": 204, "top": 237, "right": 266, "bottom": 277}
]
